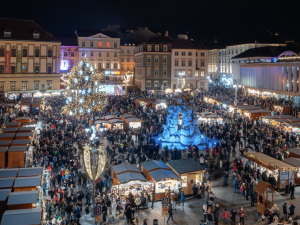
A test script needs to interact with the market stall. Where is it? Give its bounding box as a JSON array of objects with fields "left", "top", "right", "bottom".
[
  {"left": 7, "top": 93, "right": 19, "bottom": 103},
  {"left": 0, "top": 189, "right": 11, "bottom": 221},
  {"left": 282, "top": 123, "right": 300, "bottom": 133},
  {"left": 18, "top": 127, "right": 35, "bottom": 133},
  {"left": 254, "top": 181, "right": 275, "bottom": 211},
  {"left": 287, "top": 147, "right": 300, "bottom": 158},
  {"left": 0, "top": 148, "right": 8, "bottom": 168},
  {"left": 1, "top": 208, "right": 42, "bottom": 225},
  {"left": 19, "top": 104, "right": 31, "bottom": 112},
  {"left": 283, "top": 157, "right": 300, "bottom": 185},
  {"left": 7, "top": 190, "right": 39, "bottom": 210},
  {"left": 244, "top": 109, "right": 271, "bottom": 120},
  {"left": 151, "top": 100, "right": 167, "bottom": 110},
  {"left": 244, "top": 152, "right": 297, "bottom": 189},
  {"left": 10, "top": 140, "right": 31, "bottom": 147},
  {"left": 21, "top": 122, "right": 37, "bottom": 128},
  {"left": 13, "top": 117, "right": 31, "bottom": 126},
  {"left": 274, "top": 105, "right": 291, "bottom": 115},
  {"left": 7, "top": 146, "right": 28, "bottom": 168},
  {"left": 261, "top": 116, "right": 279, "bottom": 125},
  {"left": 123, "top": 117, "right": 142, "bottom": 131},
  {"left": 1, "top": 128, "right": 18, "bottom": 134},
  {"left": 270, "top": 118, "right": 290, "bottom": 126},
  {"left": 13, "top": 176, "right": 41, "bottom": 192},
  {"left": 2, "top": 122, "right": 21, "bottom": 128},
  {"left": 31, "top": 101, "right": 42, "bottom": 113},
  {"left": 14, "top": 132, "right": 33, "bottom": 140},
  {"left": 112, "top": 164, "right": 141, "bottom": 183},
  {"left": 107, "top": 119, "right": 124, "bottom": 130},
  {"left": 167, "top": 158, "right": 205, "bottom": 195},
  {"left": 0, "top": 178, "right": 15, "bottom": 189}
]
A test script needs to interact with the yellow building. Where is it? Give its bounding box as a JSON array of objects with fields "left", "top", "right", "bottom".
[
  {"left": 120, "top": 40, "right": 136, "bottom": 83},
  {"left": 0, "top": 18, "right": 61, "bottom": 99}
]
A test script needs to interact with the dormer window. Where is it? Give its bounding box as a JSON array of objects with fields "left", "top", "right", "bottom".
[
  {"left": 4, "top": 29, "right": 11, "bottom": 37},
  {"left": 33, "top": 31, "right": 40, "bottom": 39}
]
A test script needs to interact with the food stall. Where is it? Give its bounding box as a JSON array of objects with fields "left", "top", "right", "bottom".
[
  {"left": 261, "top": 116, "right": 278, "bottom": 124},
  {"left": 120, "top": 114, "right": 135, "bottom": 121},
  {"left": 0, "top": 134, "right": 15, "bottom": 141},
  {"left": 7, "top": 190, "right": 39, "bottom": 210},
  {"left": 7, "top": 93, "right": 19, "bottom": 103},
  {"left": 151, "top": 100, "right": 167, "bottom": 110},
  {"left": 271, "top": 118, "right": 290, "bottom": 126},
  {"left": 0, "top": 189, "right": 11, "bottom": 221},
  {"left": 2, "top": 122, "right": 21, "bottom": 128},
  {"left": 19, "top": 103, "right": 31, "bottom": 112},
  {"left": 13, "top": 117, "right": 31, "bottom": 126},
  {"left": 244, "top": 152, "right": 297, "bottom": 189},
  {"left": 283, "top": 157, "right": 300, "bottom": 185},
  {"left": 108, "top": 119, "right": 124, "bottom": 130},
  {"left": 282, "top": 123, "right": 300, "bottom": 133},
  {"left": 7, "top": 146, "right": 28, "bottom": 168},
  {"left": 112, "top": 164, "right": 142, "bottom": 183},
  {"left": 141, "top": 160, "right": 180, "bottom": 200},
  {"left": 167, "top": 158, "right": 205, "bottom": 195},
  {"left": 0, "top": 148, "right": 8, "bottom": 168},
  {"left": 123, "top": 117, "right": 142, "bottom": 131},
  {"left": 31, "top": 101, "right": 42, "bottom": 113},
  {"left": 1, "top": 128, "right": 18, "bottom": 134},
  {"left": 1, "top": 208, "right": 42, "bottom": 225},
  {"left": 274, "top": 105, "right": 291, "bottom": 115},
  {"left": 13, "top": 176, "right": 41, "bottom": 192}
]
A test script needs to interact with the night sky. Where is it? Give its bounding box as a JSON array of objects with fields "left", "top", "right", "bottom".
[{"left": 2, "top": 0, "right": 299, "bottom": 44}]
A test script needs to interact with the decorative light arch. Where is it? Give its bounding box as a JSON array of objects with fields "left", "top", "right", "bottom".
[{"left": 278, "top": 51, "right": 298, "bottom": 58}]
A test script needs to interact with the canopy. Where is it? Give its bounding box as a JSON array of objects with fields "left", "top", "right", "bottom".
[
  {"left": 112, "top": 164, "right": 140, "bottom": 175},
  {"left": 142, "top": 160, "right": 171, "bottom": 171},
  {"left": 284, "top": 157, "right": 300, "bottom": 167},
  {"left": 116, "top": 172, "right": 147, "bottom": 184},
  {"left": 0, "top": 169, "right": 18, "bottom": 178},
  {"left": 18, "top": 167, "right": 43, "bottom": 177},
  {"left": 7, "top": 190, "right": 39, "bottom": 205},
  {"left": 167, "top": 158, "right": 205, "bottom": 174},
  {"left": 1, "top": 208, "right": 42, "bottom": 225},
  {"left": 149, "top": 169, "right": 180, "bottom": 182},
  {"left": 0, "top": 189, "right": 11, "bottom": 201},
  {"left": 14, "top": 177, "right": 41, "bottom": 188}
]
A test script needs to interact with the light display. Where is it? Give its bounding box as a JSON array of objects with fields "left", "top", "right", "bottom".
[
  {"left": 83, "top": 144, "right": 106, "bottom": 180},
  {"left": 63, "top": 58, "right": 107, "bottom": 116}
]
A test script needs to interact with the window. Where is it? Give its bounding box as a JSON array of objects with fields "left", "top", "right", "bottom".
[
  {"left": 181, "top": 60, "right": 186, "bottom": 66},
  {"left": 173, "top": 84, "right": 176, "bottom": 89},
  {"left": 22, "top": 82, "right": 27, "bottom": 90},
  {"left": 146, "top": 81, "right": 151, "bottom": 87},
  {"left": 121, "top": 66, "right": 124, "bottom": 70},
  {"left": 47, "top": 81, "right": 52, "bottom": 90},
  {"left": 47, "top": 49, "right": 52, "bottom": 57},
  {"left": 201, "top": 61, "right": 205, "bottom": 66},
  {"left": 147, "top": 56, "right": 151, "bottom": 63},
  {"left": 188, "top": 61, "right": 192, "bottom": 66},
  {"left": 127, "top": 58, "right": 130, "bottom": 62},
  {"left": 201, "top": 71, "right": 204, "bottom": 77},
  {"left": 0, "top": 65, "right": 4, "bottom": 74},
  {"left": 163, "top": 81, "right": 167, "bottom": 87},
  {"left": 114, "top": 53, "right": 117, "bottom": 57},
  {"left": 22, "top": 65, "right": 27, "bottom": 73},
  {"left": 11, "top": 49, "right": 16, "bottom": 57},
  {"left": 0, "top": 49, "right": 4, "bottom": 57},
  {"left": 155, "top": 45, "right": 159, "bottom": 51},
  {"left": 34, "top": 82, "right": 39, "bottom": 90},
  {"left": 114, "top": 43, "right": 117, "bottom": 48},
  {"left": 121, "top": 58, "right": 124, "bottom": 62},
  {"left": 64, "top": 52, "right": 68, "bottom": 57},
  {"left": 106, "top": 42, "right": 110, "bottom": 48},
  {"left": 121, "top": 50, "right": 124, "bottom": 53},
  {"left": 175, "top": 52, "right": 178, "bottom": 56},
  {"left": 98, "top": 42, "right": 102, "bottom": 47},
  {"left": 82, "top": 41, "right": 85, "bottom": 47},
  {"left": 106, "top": 63, "right": 110, "bottom": 69},
  {"left": 175, "top": 60, "right": 178, "bottom": 66},
  {"left": 22, "top": 49, "right": 27, "bottom": 57},
  {"left": 82, "top": 52, "right": 85, "bottom": 57},
  {"left": 11, "top": 66, "right": 15, "bottom": 74},
  {"left": 196, "top": 61, "right": 198, "bottom": 67},
  {"left": 114, "top": 63, "right": 117, "bottom": 69},
  {"left": 187, "top": 70, "right": 192, "bottom": 77},
  {"left": 163, "top": 56, "right": 167, "bottom": 63},
  {"left": 35, "top": 49, "right": 39, "bottom": 57},
  {"left": 147, "top": 45, "right": 152, "bottom": 51},
  {"left": 154, "top": 56, "right": 158, "bottom": 63},
  {"left": 106, "top": 53, "right": 109, "bottom": 57},
  {"left": 196, "top": 53, "right": 198, "bottom": 56},
  {"left": 10, "top": 82, "right": 15, "bottom": 91},
  {"left": 90, "top": 52, "right": 93, "bottom": 57},
  {"left": 163, "top": 69, "right": 167, "bottom": 76},
  {"left": 147, "top": 68, "right": 151, "bottom": 76},
  {"left": 154, "top": 81, "right": 159, "bottom": 87},
  {"left": 90, "top": 42, "right": 93, "bottom": 47},
  {"left": 47, "top": 66, "right": 52, "bottom": 74},
  {"left": 155, "top": 68, "right": 159, "bottom": 76},
  {"left": 201, "top": 52, "right": 205, "bottom": 56},
  {"left": 71, "top": 52, "right": 74, "bottom": 57},
  {"left": 163, "top": 45, "right": 167, "bottom": 51},
  {"left": 127, "top": 66, "right": 129, "bottom": 70},
  {"left": 188, "top": 52, "right": 192, "bottom": 56},
  {"left": 182, "top": 52, "right": 185, "bottom": 56},
  {"left": 35, "top": 66, "right": 39, "bottom": 74},
  {"left": 127, "top": 50, "right": 130, "bottom": 54},
  {"left": 0, "top": 83, "right": 4, "bottom": 92}
]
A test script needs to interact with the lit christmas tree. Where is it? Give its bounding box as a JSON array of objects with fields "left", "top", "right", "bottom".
[{"left": 63, "top": 58, "right": 107, "bottom": 116}]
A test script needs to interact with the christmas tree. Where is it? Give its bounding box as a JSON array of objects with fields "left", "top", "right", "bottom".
[{"left": 63, "top": 58, "right": 107, "bottom": 116}]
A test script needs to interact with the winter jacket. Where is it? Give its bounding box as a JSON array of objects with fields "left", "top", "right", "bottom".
[{"left": 223, "top": 211, "right": 229, "bottom": 219}]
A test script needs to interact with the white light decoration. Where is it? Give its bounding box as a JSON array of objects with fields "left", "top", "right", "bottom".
[
  {"left": 74, "top": 78, "right": 77, "bottom": 83},
  {"left": 86, "top": 63, "right": 90, "bottom": 67},
  {"left": 79, "top": 108, "right": 83, "bottom": 113},
  {"left": 90, "top": 67, "right": 94, "bottom": 71},
  {"left": 69, "top": 110, "right": 73, "bottom": 116},
  {"left": 79, "top": 99, "right": 84, "bottom": 104},
  {"left": 85, "top": 76, "right": 89, "bottom": 81},
  {"left": 82, "top": 90, "right": 86, "bottom": 95},
  {"left": 87, "top": 108, "right": 91, "bottom": 113},
  {"left": 79, "top": 70, "right": 83, "bottom": 75},
  {"left": 95, "top": 81, "right": 98, "bottom": 85}
]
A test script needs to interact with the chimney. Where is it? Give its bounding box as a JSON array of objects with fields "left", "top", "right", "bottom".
[{"left": 165, "top": 30, "right": 169, "bottom": 37}]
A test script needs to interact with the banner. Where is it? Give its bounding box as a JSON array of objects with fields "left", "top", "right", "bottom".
[
  {"left": 5, "top": 51, "right": 10, "bottom": 73},
  {"left": 162, "top": 197, "right": 168, "bottom": 217},
  {"left": 95, "top": 206, "right": 102, "bottom": 223}
]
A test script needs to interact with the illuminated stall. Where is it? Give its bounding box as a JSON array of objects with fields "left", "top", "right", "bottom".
[
  {"left": 152, "top": 100, "right": 168, "bottom": 110},
  {"left": 108, "top": 119, "right": 124, "bottom": 130},
  {"left": 244, "top": 109, "right": 271, "bottom": 120},
  {"left": 274, "top": 105, "right": 291, "bottom": 115},
  {"left": 244, "top": 152, "right": 297, "bottom": 189},
  {"left": 167, "top": 158, "right": 205, "bottom": 195},
  {"left": 282, "top": 123, "right": 300, "bottom": 133},
  {"left": 141, "top": 160, "right": 181, "bottom": 200},
  {"left": 7, "top": 92, "right": 19, "bottom": 103},
  {"left": 123, "top": 117, "right": 142, "bottom": 131},
  {"left": 261, "top": 116, "right": 278, "bottom": 124}
]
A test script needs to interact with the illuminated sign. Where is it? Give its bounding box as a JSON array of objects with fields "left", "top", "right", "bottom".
[{"left": 60, "top": 60, "right": 69, "bottom": 70}]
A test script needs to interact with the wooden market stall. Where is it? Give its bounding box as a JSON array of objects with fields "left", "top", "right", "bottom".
[
  {"left": 276, "top": 115, "right": 293, "bottom": 119},
  {"left": 151, "top": 100, "right": 168, "bottom": 110},
  {"left": 287, "top": 118, "right": 300, "bottom": 123},
  {"left": 0, "top": 178, "right": 15, "bottom": 190},
  {"left": 287, "top": 147, "right": 300, "bottom": 158},
  {"left": 13, "top": 176, "right": 41, "bottom": 192},
  {"left": 141, "top": 160, "right": 180, "bottom": 200},
  {"left": 274, "top": 105, "right": 291, "bottom": 115},
  {"left": 1, "top": 128, "right": 19, "bottom": 134},
  {"left": 14, "top": 132, "right": 33, "bottom": 140},
  {"left": 7, "top": 146, "right": 28, "bottom": 168},
  {"left": 107, "top": 119, "right": 124, "bottom": 130},
  {"left": 0, "top": 134, "right": 15, "bottom": 141},
  {"left": 0, "top": 148, "right": 8, "bottom": 168},
  {"left": 244, "top": 109, "right": 271, "bottom": 120},
  {"left": 254, "top": 181, "right": 276, "bottom": 212},
  {"left": 271, "top": 119, "right": 290, "bottom": 126},
  {"left": 282, "top": 123, "right": 300, "bottom": 134},
  {"left": 283, "top": 157, "right": 300, "bottom": 185},
  {"left": 2, "top": 122, "right": 21, "bottom": 128},
  {"left": 10, "top": 140, "right": 31, "bottom": 147},
  {"left": 7, "top": 190, "right": 39, "bottom": 210},
  {"left": 1, "top": 208, "right": 42, "bottom": 225},
  {"left": 167, "top": 158, "right": 205, "bottom": 195},
  {"left": 112, "top": 164, "right": 142, "bottom": 184},
  {"left": 0, "top": 189, "right": 11, "bottom": 221},
  {"left": 17, "top": 168, "right": 43, "bottom": 177},
  {"left": 244, "top": 152, "right": 297, "bottom": 189},
  {"left": 0, "top": 169, "right": 18, "bottom": 179},
  {"left": 0, "top": 141, "right": 11, "bottom": 147},
  {"left": 31, "top": 101, "right": 42, "bottom": 113}
]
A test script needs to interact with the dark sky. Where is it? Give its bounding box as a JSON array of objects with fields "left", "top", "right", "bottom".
[{"left": 1, "top": 0, "right": 299, "bottom": 44}]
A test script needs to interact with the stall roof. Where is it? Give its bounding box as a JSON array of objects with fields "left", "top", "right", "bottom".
[
  {"left": 0, "top": 133, "right": 15, "bottom": 138},
  {"left": 0, "top": 178, "right": 15, "bottom": 188},
  {"left": 0, "top": 189, "right": 11, "bottom": 201},
  {"left": 284, "top": 157, "right": 300, "bottom": 167},
  {"left": 244, "top": 152, "right": 297, "bottom": 170},
  {"left": 1, "top": 128, "right": 19, "bottom": 132},
  {"left": 121, "top": 114, "right": 136, "bottom": 118},
  {"left": 8, "top": 146, "right": 28, "bottom": 152},
  {"left": 104, "top": 115, "right": 118, "bottom": 120},
  {"left": 0, "top": 147, "right": 7, "bottom": 152},
  {"left": 0, "top": 141, "right": 11, "bottom": 146},
  {"left": 108, "top": 119, "right": 124, "bottom": 123},
  {"left": 0, "top": 169, "right": 18, "bottom": 178},
  {"left": 18, "top": 127, "right": 35, "bottom": 132},
  {"left": 142, "top": 160, "right": 171, "bottom": 171},
  {"left": 273, "top": 119, "right": 290, "bottom": 123},
  {"left": 167, "top": 158, "right": 205, "bottom": 174},
  {"left": 274, "top": 105, "right": 290, "bottom": 108},
  {"left": 14, "top": 176, "right": 41, "bottom": 187},
  {"left": 254, "top": 180, "right": 275, "bottom": 195},
  {"left": 287, "top": 147, "right": 300, "bottom": 156},
  {"left": 21, "top": 122, "right": 37, "bottom": 127},
  {"left": 14, "top": 117, "right": 31, "bottom": 121},
  {"left": 3, "top": 122, "right": 21, "bottom": 127},
  {"left": 287, "top": 118, "right": 300, "bottom": 122},
  {"left": 18, "top": 167, "right": 43, "bottom": 177},
  {"left": 149, "top": 169, "right": 180, "bottom": 182},
  {"left": 263, "top": 116, "right": 279, "bottom": 119},
  {"left": 15, "top": 132, "right": 33, "bottom": 137},
  {"left": 8, "top": 190, "right": 39, "bottom": 205},
  {"left": 125, "top": 117, "right": 143, "bottom": 123},
  {"left": 112, "top": 164, "right": 140, "bottom": 174},
  {"left": 11, "top": 140, "right": 31, "bottom": 145},
  {"left": 285, "top": 123, "right": 300, "bottom": 128},
  {"left": 116, "top": 172, "right": 147, "bottom": 184},
  {"left": 276, "top": 115, "right": 293, "bottom": 119},
  {"left": 1, "top": 208, "right": 42, "bottom": 225}
]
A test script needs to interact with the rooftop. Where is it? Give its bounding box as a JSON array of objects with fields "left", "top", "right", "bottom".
[{"left": 76, "top": 30, "right": 120, "bottom": 38}]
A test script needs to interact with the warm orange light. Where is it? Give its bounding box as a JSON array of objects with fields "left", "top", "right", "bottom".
[
  {"left": 106, "top": 42, "right": 110, "bottom": 48},
  {"left": 114, "top": 71, "right": 120, "bottom": 75},
  {"left": 98, "top": 42, "right": 102, "bottom": 47}
]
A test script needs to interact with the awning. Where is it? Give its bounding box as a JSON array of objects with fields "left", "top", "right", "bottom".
[
  {"left": 116, "top": 172, "right": 147, "bottom": 184},
  {"left": 1, "top": 208, "right": 42, "bottom": 225}
]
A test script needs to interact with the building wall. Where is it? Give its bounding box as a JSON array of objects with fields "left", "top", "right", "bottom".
[
  {"left": 0, "top": 40, "right": 61, "bottom": 93},
  {"left": 60, "top": 46, "right": 79, "bottom": 72},
  {"left": 120, "top": 45, "right": 135, "bottom": 81}
]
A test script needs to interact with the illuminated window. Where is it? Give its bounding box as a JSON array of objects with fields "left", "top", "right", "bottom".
[
  {"left": 98, "top": 42, "right": 102, "bottom": 47},
  {"left": 163, "top": 45, "right": 167, "bottom": 51},
  {"left": 154, "top": 81, "right": 159, "bottom": 87},
  {"left": 201, "top": 71, "right": 204, "bottom": 77},
  {"left": 47, "top": 81, "right": 52, "bottom": 90},
  {"left": 35, "top": 66, "right": 39, "bottom": 74},
  {"left": 106, "top": 42, "right": 110, "bottom": 48},
  {"left": 10, "top": 82, "right": 15, "bottom": 91},
  {"left": 22, "top": 82, "right": 27, "bottom": 90},
  {"left": 147, "top": 45, "right": 152, "bottom": 51},
  {"left": 155, "top": 45, "right": 159, "bottom": 51},
  {"left": 163, "top": 81, "right": 167, "bottom": 87}
]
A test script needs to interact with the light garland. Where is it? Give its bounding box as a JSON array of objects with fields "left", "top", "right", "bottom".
[
  {"left": 83, "top": 144, "right": 93, "bottom": 179},
  {"left": 96, "top": 146, "right": 107, "bottom": 179}
]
